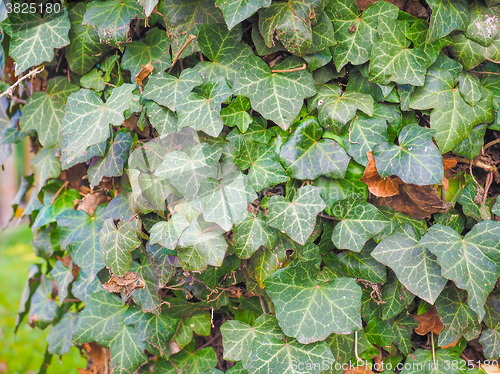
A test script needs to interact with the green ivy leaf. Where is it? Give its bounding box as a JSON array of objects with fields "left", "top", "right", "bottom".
[
  {"left": 232, "top": 212, "right": 277, "bottom": 259},
  {"left": 364, "top": 316, "right": 396, "bottom": 346},
  {"left": 420, "top": 220, "right": 500, "bottom": 319},
  {"left": 121, "top": 27, "right": 172, "bottom": 78},
  {"left": 46, "top": 312, "right": 77, "bottom": 356},
  {"left": 146, "top": 102, "right": 178, "bottom": 138},
  {"left": 325, "top": 0, "right": 399, "bottom": 71},
  {"left": 61, "top": 84, "right": 135, "bottom": 163},
  {"left": 30, "top": 146, "right": 62, "bottom": 191},
  {"left": 373, "top": 123, "right": 444, "bottom": 185},
  {"left": 67, "top": 2, "right": 109, "bottom": 75},
  {"left": 265, "top": 260, "right": 362, "bottom": 343},
  {"left": 380, "top": 272, "right": 415, "bottom": 320},
  {"left": 453, "top": 123, "right": 487, "bottom": 160},
  {"left": 143, "top": 69, "right": 203, "bottom": 112},
  {"left": 20, "top": 77, "right": 79, "bottom": 147},
  {"left": 173, "top": 313, "right": 211, "bottom": 349},
  {"left": 278, "top": 117, "right": 350, "bottom": 180},
  {"left": 28, "top": 275, "right": 57, "bottom": 329},
  {"left": 159, "top": 346, "right": 217, "bottom": 373},
  {"left": 149, "top": 213, "right": 190, "bottom": 250},
  {"left": 393, "top": 314, "right": 419, "bottom": 356},
  {"left": 399, "top": 348, "right": 467, "bottom": 374},
  {"left": 372, "top": 224, "right": 447, "bottom": 304},
  {"left": 216, "top": 0, "right": 271, "bottom": 30},
  {"left": 220, "top": 95, "right": 253, "bottom": 132},
  {"left": 336, "top": 241, "right": 387, "bottom": 284},
  {"left": 99, "top": 218, "right": 141, "bottom": 277},
  {"left": 48, "top": 260, "right": 74, "bottom": 301},
  {"left": 56, "top": 206, "right": 107, "bottom": 281},
  {"left": 330, "top": 195, "right": 389, "bottom": 252},
  {"left": 480, "top": 328, "right": 500, "bottom": 360},
  {"left": 130, "top": 258, "right": 161, "bottom": 313},
  {"left": 427, "top": 0, "right": 469, "bottom": 42},
  {"left": 138, "top": 0, "right": 159, "bottom": 17},
  {"left": 409, "top": 54, "right": 494, "bottom": 153},
  {"left": 234, "top": 55, "right": 316, "bottom": 129},
  {"left": 267, "top": 185, "right": 326, "bottom": 245},
  {"left": 374, "top": 206, "right": 428, "bottom": 242},
  {"left": 435, "top": 285, "right": 480, "bottom": 347},
  {"left": 83, "top": 0, "right": 142, "bottom": 46},
  {"left": 109, "top": 324, "right": 148, "bottom": 373},
  {"left": 1, "top": 9, "right": 70, "bottom": 74},
  {"left": 314, "top": 177, "right": 368, "bottom": 216}
]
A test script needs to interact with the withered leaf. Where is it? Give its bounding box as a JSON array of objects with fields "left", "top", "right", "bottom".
[
  {"left": 102, "top": 271, "right": 145, "bottom": 297},
  {"left": 343, "top": 365, "right": 375, "bottom": 374},
  {"left": 361, "top": 151, "right": 403, "bottom": 197},
  {"left": 413, "top": 305, "right": 443, "bottom": 336},
  {"left": 77, "top": 191, "right": 110, "bottom": 216},
  {"left": 135, "top": 62, "right": 154, "bottom": 85},
  {"left": 78, "top": 342, "right": 111, "bottom": 374}
]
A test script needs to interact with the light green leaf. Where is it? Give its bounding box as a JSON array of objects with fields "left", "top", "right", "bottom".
[
  {"left": 1, "top": 9, "right": 70, "bottom": 74},
  {"left": 83, "top": 0, "right": 142, "bottom": 46},
  {"left": 267, "top": 185, "right": 326, "bottom": 245},
  {"left": 480, "top": 328, "right": 500, "bottom": 359},
  {"left": 196, "top": 24, "right": 254, "bottom": 84},
  {"left": 121, "top": 27, "right": 172, "bottom": 78},
  {"left": 177, "top": 77, "right": 232, "bottom": 137},
  {"left": 465, "top": 2, "right": 500, "bottom": 46},
  {"left": 372, "top": 224, "right": 446, "bottom": 304},
  {"left": 173, "top": 313, "right": 211, "bottom": 349},
  {"left": 149, "top": 213, "right": 190, "bottom": 250},
  {"left": 162, "top": 347, "right": 217, "bottom": 374},
  {"left": 67, "top": 3, "right": 109, "bottom": 75},
  {"left": 325, "top": 0, "right": 399, "bottom": 71},
  {"left": 177, "top": 219, "right": 228, "bottom": 270},
  {"left": 232, "top": 212, "right": 277, "bottom": 259},
  {"left": 372, "top": 123, "right": 444, "bottom": 185},
  {"left": 313, "top": 177, "right": 368, "bottom": 216},
  {"left": 364, "top": 317, "right": 395, "bottom": 346},
  {"left": 143, "top": 69, "right": 203, "bottom": 112},
  {"left": 337, "top": 241, "right": 387, "bottom": 284},
  {"left": 61, "top": 84, "right": 135, "bottom": 163},
  {"left": 420, "top": 220, "right": 500, "bottom": 319},
  {"left": 409, "top": 54, "right": 494, "bottom": 153},
  {"left": 452, "top": 123, "right": 487, "bottom": 160},
  {"left": 265, "top": 260, "right": 362, "bottom": 343},
  {"left": 46, "top": 312, "right": 77, "bottom": 356},
  {"left": 56, "top": 206, "right": 107, "bottom": 281},
  {"left": 374, "top": 206, "right": 428, "bottom": 242},
  {"left": 216, "top": 0, "right": 271, "bottom": 29},
  {"left": 30, "top": 146, "right": 62, "bottom": 191},
  {"left": 459, "top": 71, "right": 483, "bottom": 106},
  {"left": 220, "top": 95, "right": 253, "bottom": 132},
  {"left": 449, "top": 32, "right": 500, "bottom": 70},
  {"left": 146, "top": 101, "right": 178, "bottom": 138},
  {"left": 109, "top": 324, "right": 148, "bottom": 374},
  {"left": 138, "top": 0, "right": 159, "bottom": 17},
  {"left": 458, "top": 178, "right": 489, "bottom": 221},
  {"left": 99, "top": 218, "right": 141, "bottom": 276},
  {"left": 330, "top": 195, "right": 389, "bottom": 252},
  {"left": 435, "top": 285, "right": 480, "bottom": 347},
  {"left": 48, "top": 260, "right": 74, "bottom": 301},
  {"left": 234, "top": 55, "right": 316, "bottom": 130},
  {"left": 427, "top": 0, "right": 468, "bottom": 42}
]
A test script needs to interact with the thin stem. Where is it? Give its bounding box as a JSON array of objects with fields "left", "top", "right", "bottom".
[
  {"left": 472, "top": 70, "right": 500, "bottom": 75},
  {"left": 354, "top": 331, "right": 363, "bottom": 362},
  {"left": 431, "top": 332, "right": 436, "bottom": 366},
  {"left": 168, "top": 34, "right": 196, "bottom": 74},
  {"left": 484, "top": 138, "right": 500, "bottom": 151},
  {"left": 271, "top": 63, "right": 307, "bottom": 73},
  {"left": 0, "top": 66, "right": 44, "bottom": 99}
]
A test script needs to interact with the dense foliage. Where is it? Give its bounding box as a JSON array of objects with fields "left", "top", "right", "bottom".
[{"left": 2, "top": 0, "right": 500, "bottom": 373}]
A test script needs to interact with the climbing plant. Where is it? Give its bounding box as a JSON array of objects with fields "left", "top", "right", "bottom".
[{"left": 1, "top": 0, "right": 500, "bottom": 373}]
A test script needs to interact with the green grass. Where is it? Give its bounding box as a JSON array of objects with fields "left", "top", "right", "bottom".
[{"left": 0, "top": 225, "right": 87, "bottom": 373}]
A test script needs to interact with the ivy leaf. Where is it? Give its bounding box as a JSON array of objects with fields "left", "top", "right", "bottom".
[
  {"left": 173, "top": 313, "right": 211, "bottom": 349},
  {"left": 480, "top": 328, "right": 500, "bottom": 360},
  {"left": 149, "top": 213, "right": 191, "bottom": 250},
  {"left": 265, "top": 260, "right": 362, "bottom": 343},
  {"left": 267, "top": 185, "right": 326, "bottom": 245},
  {"left": 372, "top": 224, "right": 446, "bottom": 304},
  {"left": 232, "top": 212, "right": 277, "bottom": 259},
  {"left": 143, "top": 69, "right": 203, "bottom": 112},
  {"left": 337, "top": 241, "right": 387, "bottom": 284},
  {"left": 427, "top": 0, "right": 468, "bottom": 42},
  {"left": 82, "top": 0, "right": 142, "bottom": 46},
  {"left": 177, "top": 77, "right": 232, "bottom": 137},
  {"left": 309, "top": 85, "right": 374, "bottom": 132},
  {"left": 365, "top": 317, "right": 396, "bottom": 346},
  {"left": 325, "top": 0, "right": 399, "bottom": 71},
  {"left": 159, "top": 0, "right": 224, "bottom": 58},
  {"left": 435, "top": 285, "right": 480, "bottom": 347},
  {"left": 99, "top": 218, "right": 141, "bottom": 277},
  {"left": 279, "top": 117, "right": 350, "bottom": 180},
  {"left": 121, "top": 27, "right": 172, "bottom": 78},
  {"left": 453, "top": 123, "right": 487, "bottom": 160},
  {"left": 314, "top": 177, "right": 368, "bottom": 216},
  {"left": 400, "top": 348, "right": 467, "bottom": 374},
  {"left": 67, "top": 3, "right": 109, "bottom": 75},
  {"left": 221, "top": 314, "right": 283, "bottom": 368},
  {"left": 234, "top": 55, "right": 316, "bottom": 129},
  {"left": 109, "top": 324, "right": 148, "bottom": 373},
  {"left": 29, "top": 275, "right": 57, "bottom": 329},
  {"left": 48, "top": 260, "right": 74, "bottom": 301},
  {"left": 177, "top": 219, "right": 228, "bottom": 270},
  {"left": 409, "top": 54, "right": 494, "bottom": 153},
  {"left": 372, "top": 123, "right": 444, "bottom": 185},
  {"left": 159, "top": 346, "right": 217, "bottom": 373},
  {"left": 196, "top": 24, "right": 254, "bottom": 84},
  {"left": 380, "top": 272, "right": 414, "bottom": 320},
  {"left": 46, "top": 312, "right": 78, "bottom": 356},
  {"left": 30, "top": 146, "right": 62, "bottom": 192},
  {"left": 220, "top": 95, "right": 253, "bottom": 132},
  {"left": 138, "top": 0, "right": 159, "bottom": 17},
  {"left": 235, "top": 142, "right": 289, "bottom": 191},
  {"left": 146, "top": 102, "right": 178, "bottom": 138},
  {"left": 420, "top": 220, "right": 500, "bottom": 319},
  {"left": 258, "top": 0, "right": 322, "bottom": 56},
  {"left": 56, "top": 206, "right": 107, "bottom": 281},
  {"left": 130, "top": 258, "right": 161, "bottom": 313},
  {"left": 393, "top": 314, "right": 418, "bottom": 355},
  {"left": 216, "top": 0, "right": 271, "bottom": 30},
  {"left": 330, "top": 195, "right": 389, "bottom": 252},
  {"left": 194, "top": 172, "right": 256, "bottom": 231},
  {"left": 1, "top": 9, "right": 70, "bottom": 74},
  {"left": 61, "top": 84, "right": 135, "bottom": 163},
  {"left": 247, "top": 334, "right": 334, "bottom": 374}
]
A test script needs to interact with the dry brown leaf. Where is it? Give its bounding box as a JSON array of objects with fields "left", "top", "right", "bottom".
[
  {"left": 343, "top": 365, "right": 375, "bottom": 374},
  {"left": 77, "top": 191, "right": 110, "bottom": 216},
  {"left": 102, "top": 271, "right": 145, "bottom": 297},
  {"left": 59, "top": 163, "right": 89, "bottom": 192},
  {"left": 413, "top": 305, "right": 443, "bottom": 335},
  {"left": 361, "top": 151, "right": 403, "bottom": 197},
  {"left": 79, "top": 342, "right": 110, "bottom": 374},
  {"left": 482, "top": 364, "right": 500, "bottom": 374},
  {"left": 135, "top": 62, "right": 154, "bottom": 85},
  {"left": 443, "top": 157, "right": 457, "bottom": 170},
  {"left": 441, "top": 339, "right": 460, "bottom": 349}
]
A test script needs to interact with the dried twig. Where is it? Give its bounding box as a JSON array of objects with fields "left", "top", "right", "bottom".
[
  {"left": 168, "top": 34, "right": 196, "bottom": 74},
  {"left": 457, "top": 156, "right": 500, "bottom": 183},
  {"left": 483, "top": 138, "right": 500, "bottom": 151},
  {"left": 0, "top": 66, "right": 44, "bottom": 99},
  {"left": 271, "top": 63, "right": 307, "bottom": 73}
]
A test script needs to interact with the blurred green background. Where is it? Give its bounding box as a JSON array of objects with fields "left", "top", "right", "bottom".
[{"left": 0, "top": 225, "right": 86, "bottom": 373}]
